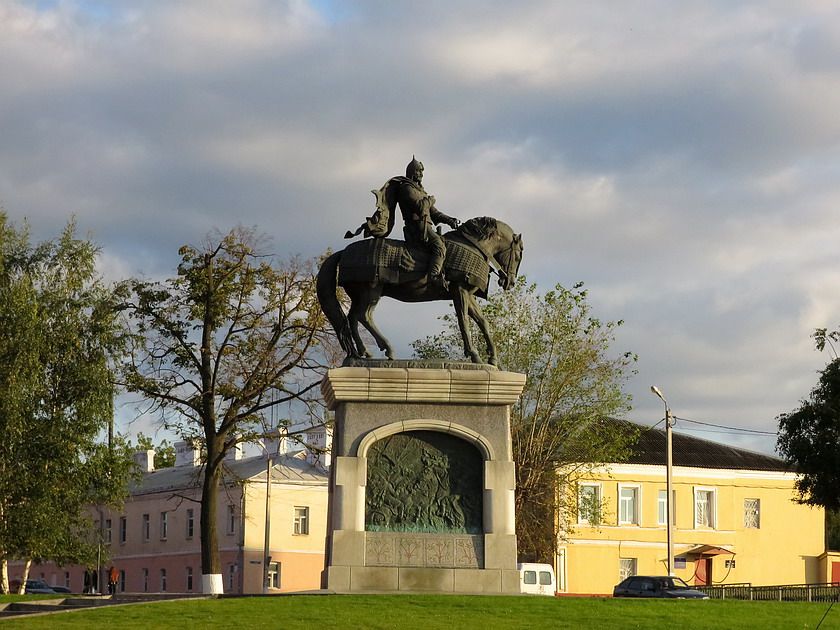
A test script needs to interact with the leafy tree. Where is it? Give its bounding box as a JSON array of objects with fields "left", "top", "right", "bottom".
[
  {"left": 134, "top": 433, "right": 176, "bottom": 469},
  {"left": 412, "top": 278, "right": 637, "bottom": 562},
  {"left": 0, "top": 215, "right": 134, "bottom": 593},
  {"left": 118, "top": 227, "right": 330, "bottom": 589},
  {"left": 777, "top": 357, "right": 840, "bottom": 510}
]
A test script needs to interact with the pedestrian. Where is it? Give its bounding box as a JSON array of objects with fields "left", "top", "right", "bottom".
[{"left": 108, "top": 566, "right": 118, "bottom": 595}]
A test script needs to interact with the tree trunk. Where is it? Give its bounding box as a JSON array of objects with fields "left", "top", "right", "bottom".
[
  {"left": 17, "top": 559, "right": 31, "bottom": 595},
  {"left": 200, "top": 455, "right": 222, "bottom": 591},
  {"left": 0, "top": 558, "right": 8, "bottom": 594}
]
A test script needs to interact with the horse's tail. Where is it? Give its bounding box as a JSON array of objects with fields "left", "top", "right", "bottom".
[{"left": 316, "top": 251, "right": 355, "bottom": 357}]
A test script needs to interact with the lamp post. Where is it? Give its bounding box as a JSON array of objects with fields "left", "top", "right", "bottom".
[{"left": 650, "top": 385, "right": 674, "bottom": 576}]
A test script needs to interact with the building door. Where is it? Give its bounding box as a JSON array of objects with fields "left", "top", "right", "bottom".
[
  {"left": 695, "top": 558, "right": 712, "bottom": 586},
  {"left": 831, "top": 562, "right": 840, "bottom": 584}
]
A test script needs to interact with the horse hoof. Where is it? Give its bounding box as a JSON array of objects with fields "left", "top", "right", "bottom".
[{"left": 489, "top": 357, "right": 499, "bottom": 367}]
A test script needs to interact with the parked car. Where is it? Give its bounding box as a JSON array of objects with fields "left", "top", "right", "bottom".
[
  {"left": 24, "top": 579, "right": 58, "bottom": 595},
  {"left": 49, "top": 585, "right": 72, "bottom": 594},
  {"left": 613, "top": 575, "right": 709, "bottom": 599}
]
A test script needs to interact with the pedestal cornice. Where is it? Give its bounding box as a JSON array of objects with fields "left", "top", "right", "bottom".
[{"left": 321, "top": 365, "right": 526, "bottom": 409}]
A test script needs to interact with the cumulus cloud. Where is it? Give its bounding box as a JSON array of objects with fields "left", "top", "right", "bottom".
[{"left": 3, "top": 0, "right": 840, "bottom": 450}]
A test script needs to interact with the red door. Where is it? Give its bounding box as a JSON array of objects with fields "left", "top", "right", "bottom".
[
  {"left": 832, "top": 562, "right": 840, "bottom": 584},
  {"left": 695, "top": 558, "right": 712, "bottom": 586}
]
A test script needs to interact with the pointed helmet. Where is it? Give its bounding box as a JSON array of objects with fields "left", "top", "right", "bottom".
[{"left": 405, "top": 155, "right": 424, "bottom": 180}]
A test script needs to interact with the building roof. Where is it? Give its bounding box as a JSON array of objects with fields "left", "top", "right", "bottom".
[
  {"left": 615, "top": 419, "right": 791, "bottom": 472},
  {"left": 130, "top": 452, "right": 328, "bottom": 496}
]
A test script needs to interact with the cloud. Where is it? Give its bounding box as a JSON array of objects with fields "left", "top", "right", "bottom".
[{"left": 3, "top": 0, "right": 840, "bottom": 451}]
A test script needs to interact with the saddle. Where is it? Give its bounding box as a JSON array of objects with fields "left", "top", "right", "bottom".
[{"left": 338, "top": 235, "right": 491, "bottom": 297}]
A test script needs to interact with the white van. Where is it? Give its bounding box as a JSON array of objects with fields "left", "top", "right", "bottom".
[{"left": 517, "top": 562, "right": 556, "bottom": 596}]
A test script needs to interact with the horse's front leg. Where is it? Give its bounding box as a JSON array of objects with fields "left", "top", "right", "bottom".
[
  {"left": 467, "top": 296, "right": 497, "bottom": 366},
  {"left": 452, "top": 285, "right": 480, "bottom": 363}
]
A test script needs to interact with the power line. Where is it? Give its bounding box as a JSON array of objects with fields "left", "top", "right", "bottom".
[{"left": 673, "top": 415, "right": 778, "bottom": 436}]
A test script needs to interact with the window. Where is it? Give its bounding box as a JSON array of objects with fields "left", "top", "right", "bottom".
[
  {"left": 267, "top": 562, "right": 280, "bottom": 589},
  {"left": 64, "top": 572, "right": 71, "bottom": 588},
  {"left": 658, "top": 490, "right": 677, "bottom": 526},
  {"left": 744, "top": 498, "right": 760, "bottom": 529},
  {"left": 227, "top": 564, "right": 236, "bottom": 592},
  {"left": 618, "top": 486, "right": 640, "bottom": 525},
  {"left": 523, "top": 570, "right": 537, "bottom": 585},
  {"left": 160, "top": 511, "right": 168, "bottom": 540},
  {"left": 119, "top": 516, "right": 127, "bottom": 544},
  {"left": 694, "top": 488, "right": 716, "bottom": 528},
  {"left": 104, "top": 518, "right": 112, "bottom": 544},
  {"left": 160, "top": 568, "right": 167, "bottom": 592},
  {"left": 142, "top": 513, "right": 150, "bottom": 541},
  {"left": 142, "top": 568, "right": 149, "bottom": 593},
  {"left": 186, "top": 508, "right": 194, "bottom": 539},
  {"left": 294, "top": 506, "right": 310, "bottom": 535},
  {"left": 619, "top": 558, "right": 637, "bottom": 582},
  {"left": 538, "top": 571, "right": 552, "bottom": 586},
  {"left": 226, "top": 505, "right": 236, "bottom": 535},
  {"left": 186, "top": 567, "right": 193, "bottom": 592},
  {"left": 119, "top": 570, "right": 125, "bottom": 593},
  {"left": 578, "top": 484, "right": 602, "bottom": 525}
]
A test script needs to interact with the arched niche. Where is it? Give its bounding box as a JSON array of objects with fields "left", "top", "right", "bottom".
[{"left": 364, "top": 429, "right": 484, "bottom": 535}]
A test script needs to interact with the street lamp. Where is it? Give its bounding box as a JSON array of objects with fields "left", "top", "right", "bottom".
[{"left": 650, "top": 385, "right": 675, "bottom": 576}]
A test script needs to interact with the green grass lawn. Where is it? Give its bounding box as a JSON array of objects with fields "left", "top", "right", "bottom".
[{"left": 1, "top": 595, "right": 838, "bottom": 629}]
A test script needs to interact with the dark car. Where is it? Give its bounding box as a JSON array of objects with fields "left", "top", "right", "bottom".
[
  {"left": 613, "top": 575, "right": 709, "bottom": 599},
  {"left": 24, "top": 579, "right": 58, "bottom": 595}
]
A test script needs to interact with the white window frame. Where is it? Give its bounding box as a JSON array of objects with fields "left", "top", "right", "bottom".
[
  {"left": 186, "top": 567, "right": 193, "bottom": 592},
  {"left": 119, "top": 516, "right": 127, "bottom": 544},
  {"left": 267, "top": 562, "right": 280, "bottom": 589},
  {"left": 186, "top": 508, "right": 194, "bottom": 539},
  {"left": 577, "top": 483, "right": 603, "bottom": 525},
  {"left": 104, "top": 518, "right": 112, "bottom": 544},
  {"left": 657, "top": 489, "right": 677, "bottom": 526},
  {"left": 142, "top": 513, "right": 150, "bottom": 541},
  {"left": 618, "top": 484, "right": 641, "bottom": 525},
  {"left": 693, "top": 487, "right": 717, "bottom": 529},
  {"left": 619, "top": 557, "right": 637, "bottom": 581},
  {"left": 160, "top": 511, "right": 168, "bottom": 540},
  {"left": 744, "top": 498, "right": 760, "bottom": 529},
  {"left": 160, "top": 568, "right": 167, "bottom": 592},
  {"left": 294, "top": 506, "right": 310, "bottom": 535}
]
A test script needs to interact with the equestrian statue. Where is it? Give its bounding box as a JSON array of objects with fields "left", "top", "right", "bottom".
[{"left": 317, "top": 157, "right": 524, "bottom": 365}]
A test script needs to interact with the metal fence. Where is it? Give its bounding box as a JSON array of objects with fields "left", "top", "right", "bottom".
[{"left": 699, "top": 582, "right": 840, "bottom": 602}]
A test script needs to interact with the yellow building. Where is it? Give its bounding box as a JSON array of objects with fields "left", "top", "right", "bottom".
[{"left": 559, "top": 421, "right": 826, "bottom": 595}]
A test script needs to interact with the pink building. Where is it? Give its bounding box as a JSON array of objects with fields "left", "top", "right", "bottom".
[{"left": 10, "top": 433, "right": 329, "bottom": 595}]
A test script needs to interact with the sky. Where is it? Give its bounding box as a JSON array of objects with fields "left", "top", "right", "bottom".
[{"left": 3, "top": 0, "right": 840, "bottom": 454}]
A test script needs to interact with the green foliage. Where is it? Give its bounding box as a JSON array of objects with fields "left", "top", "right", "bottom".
[
  {"left": 413, "top": 278, "right": 637, "bottom": 562},
  {"left": 777, "top": 358, "right": 840, "bottom": 510},
  {"left": 119, "top": 226, "right": 331, "bottom": 575},
  {"left": 826, "top": 509, "right": 840, "bottom": 551},
  {"left": 132, "top": 433, "right": 176, "bottom": 468},
  {"left": 0, "top": 214, "right": 133, "bottom": 588}
]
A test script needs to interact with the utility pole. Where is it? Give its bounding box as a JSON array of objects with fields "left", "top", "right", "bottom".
[{"left": 651, "top": 386, "right": 675, "bottom": 576}]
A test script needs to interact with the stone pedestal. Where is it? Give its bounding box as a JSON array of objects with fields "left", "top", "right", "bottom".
[{"left": 322, "top": 363, "right": 526, "bottom": 594}]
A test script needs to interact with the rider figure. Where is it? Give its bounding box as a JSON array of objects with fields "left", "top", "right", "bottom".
[
  {"left": 398, "top": 157, "right": 460, "bottom": 288},
  {"left": 345, "top": 157, "right": 460, "bottom": 289}
]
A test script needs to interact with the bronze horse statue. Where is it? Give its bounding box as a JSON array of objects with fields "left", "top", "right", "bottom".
[{"left": 317, "top": 217, "right": 523, "bottom": 365}]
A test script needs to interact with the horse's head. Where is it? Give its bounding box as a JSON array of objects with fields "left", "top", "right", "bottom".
[{"left": 494, "top": 222, "right": 523, "bottom": 291}]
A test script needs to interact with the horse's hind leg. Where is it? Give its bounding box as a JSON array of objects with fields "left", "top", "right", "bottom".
[
  {"left": 346, "top": 288, "right": 371, "bottom": 358},
  {"left": 358, "top": 287, "right": 394, "bottom": 359}
]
